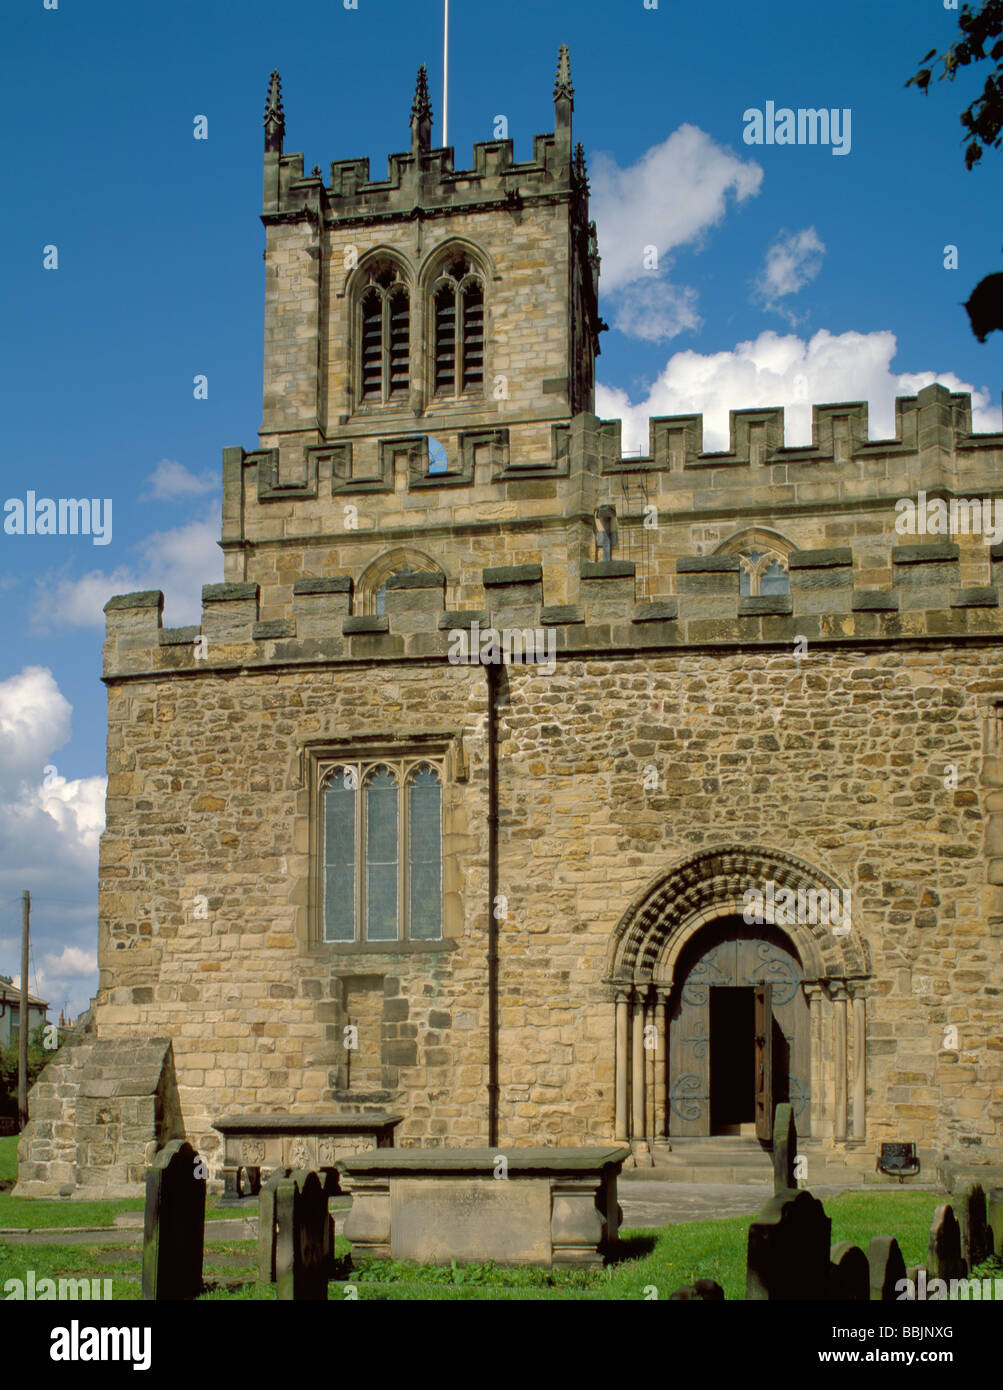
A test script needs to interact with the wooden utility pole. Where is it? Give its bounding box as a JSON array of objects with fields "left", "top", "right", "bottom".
[{"left": 18, "top": 890, "right": 30, "bottom": 1131}]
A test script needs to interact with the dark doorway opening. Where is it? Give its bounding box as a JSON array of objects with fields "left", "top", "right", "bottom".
[{"left": 710, "top": 987, "right": 755, "bottom": 1133}]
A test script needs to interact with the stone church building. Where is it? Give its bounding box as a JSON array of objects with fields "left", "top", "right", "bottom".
[{"left": 17, "top": 50, "right": 1003, "bottom": 1195}]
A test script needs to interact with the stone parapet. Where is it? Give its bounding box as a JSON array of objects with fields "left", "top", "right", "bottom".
[{"left": 101, "top": 546, "right": 1003, "bottom": 680}]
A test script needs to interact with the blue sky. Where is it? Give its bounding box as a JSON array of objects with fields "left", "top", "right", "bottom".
[{"left": 0, "top": 0, "right": 999, "bottom": 1014}]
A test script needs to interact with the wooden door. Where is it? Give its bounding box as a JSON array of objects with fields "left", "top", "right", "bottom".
[
  {"left": 666, "top": 921, "right": 811, "bottom": 1139},
  {"left": 667, "top": 986, "right": 711, "bottom": 1137},
  {"left": 754, "top": 983, "right": 773, "bottom": 1141}
]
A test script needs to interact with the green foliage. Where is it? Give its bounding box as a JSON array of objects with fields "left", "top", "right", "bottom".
[
  {"left": 907, "top": 0, "right": 1003, "bottom": 168},
  {"left": 0, "top": 1026, "right": 61, "bottom": 1119}
]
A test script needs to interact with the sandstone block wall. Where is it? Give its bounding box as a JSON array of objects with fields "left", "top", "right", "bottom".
[{"left": 93, "top": 539, "right": 1003, "bottom": 1166}]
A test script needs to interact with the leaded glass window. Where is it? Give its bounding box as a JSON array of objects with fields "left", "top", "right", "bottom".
[
  {"left": 319, "top": 756, "right": 444, "bottom": 943},
  {"left": 408, "top": 766, "right": 442, "bottom": 941},
  {"left": 322, "top": 766, "right": 356, "bottom": 942},
  {"left": 365, "top": 768, "right": 399, "bottom": 941}
]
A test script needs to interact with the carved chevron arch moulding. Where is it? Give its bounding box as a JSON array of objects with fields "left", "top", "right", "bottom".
[{"left": 605, "top": 842, "right": 870, "bottom": 989}]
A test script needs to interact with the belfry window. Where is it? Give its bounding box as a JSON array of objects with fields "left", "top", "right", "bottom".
[
  {"left": 321, "top": 758, "right": 443, "bottom": 943},
  {"left": 358, "top": 263, "right": 410, "bottom": 405},
  {"left": 432, "top": 256, "right": 484, "bottom": 398}
]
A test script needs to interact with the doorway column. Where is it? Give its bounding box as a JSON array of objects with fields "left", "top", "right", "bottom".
[
  {"left": 614, "top": 991, "right": 629, "bottom": 1143},
  {"left": 631, "top": 990, "right": 647, "bottom": 1148},
  {"left": 654, "top": 989, "right": 668, "bottom": 1139},
  {"left": 832, "top": 983, "right": 848, "bottom": 1142},
  {"left": 803, "top": 983, "right": 824, "bottom": 1139},
  {"left": 644, "top": 993, "right": 656, "bottom": 1141},
  {"left": 849, "top": 982, "right": 866, "bottom": 1140}
]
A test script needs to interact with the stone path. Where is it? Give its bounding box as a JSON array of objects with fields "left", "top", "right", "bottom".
[{"left": 618, "top": 1180, "right": 940, "bottom": 1228}]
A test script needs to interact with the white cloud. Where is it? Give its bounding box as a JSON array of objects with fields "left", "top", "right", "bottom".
[
  {"left": 0, "top": 668, "right": 103, "bottom": 1017},
  {"left": 0, "top": 666, "right": 72, "bottom": 793},
  {"left": 30, "top": 507, "right": 222, "bottom": 631},
  {"left": 590, "top": 126, "right": 762, "bottom": 342},
  {"left": 605, "top": 280, "right": 702, "bottom": 343},
  {"left": 597, "top": 328, "right": 1003, "bottom": 453},
  {"left": 754, "top": 227, "right": 826, "bottom": 320},
  {"left": 142, "top": 458, "right": 218, "bottom": 501},
  {"left": 40, "top": 945, "right": 97, "bottom": 978}
]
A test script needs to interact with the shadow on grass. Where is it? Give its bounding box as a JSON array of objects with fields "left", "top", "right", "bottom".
[{"left": 607, "top": 1233, "right": 657, "bottom": 1262}]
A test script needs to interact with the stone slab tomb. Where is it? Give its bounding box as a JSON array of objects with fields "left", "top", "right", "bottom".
[
  {"left": 337, "top": 1146, "right": 628, "bottom": 1268},
  {"left": 214, "top": 1111, "right": 402, "bottom": 1203}
]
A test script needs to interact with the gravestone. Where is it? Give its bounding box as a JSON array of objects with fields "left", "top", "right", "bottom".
[
  {"left": 927, "top": 1203, "right": 967, "bottom": 1281},
  {"left": 274, "top": 1169, "right": 328, "bottom": 1301},
  {"left": 668, "top": 1279, "right": 724, "bottom": 1301},
  {"left": 957, "top": 1182, "right": 989, "bottom": 1269},
  {"left": 829, "top": 1241, "right": 869, "bottom": 1300},
  {"left": 258, "top": 1165, "right": 295, "bottom": 1283},
  {"left": 988, "top": 1188, "right": 1003, "bottom": 1258},
  {"left": 141, "top": 1139, "right": 205, "bottom": 1301},
  {"left": 772, "top": 1102, "right": 797, "bottom": 1195},
  {"left": 259, "top": 1166, "right": 337, "bottom": 1283},
  {"left": 746, "top": 1188, "right": 831, "bottom": 1300},
  {"left": 867, "top": 1235, "right": 906, "bottom": 1301}
]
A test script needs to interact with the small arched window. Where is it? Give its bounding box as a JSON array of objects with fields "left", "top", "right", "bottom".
[
  {"left": 738, "top": 551, "right": 790, "bottom": 597},
  {"left": 714, "top": 529, "right": 793, "bottom": 598},
  {"left": 358, "top": 548, "right": 444, "bottom": 616},
  {"left": 375, "top": 565, "right": 414, "bottom": 616},
  {"left": 357, "top": 262, "right": 410, "bottom": 406},
  {"left": 432, "top": 255, "right": 484, "bottom": 399}
]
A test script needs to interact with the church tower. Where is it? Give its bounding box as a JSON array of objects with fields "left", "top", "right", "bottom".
[{"left": 223, "top": 48, "right": 605, "bottom": 617}]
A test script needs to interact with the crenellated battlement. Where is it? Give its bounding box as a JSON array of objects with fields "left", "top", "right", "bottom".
[
  {"left": 102, "top": 541, "right": 1003, "bottom": 680},
  {"left": 607, "top": 384, "right": 997, "bottom": 472},
  {"left": 264, "top": 57, "right": 581, "bottom": 226}
]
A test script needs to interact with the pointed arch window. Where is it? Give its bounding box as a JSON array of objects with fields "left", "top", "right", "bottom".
[
  {"left": 320, "top": 756, "right": 444, "bottom": 943},
  {"left": 714, "top": 530, "right": 793, "bottom": 598},
  {"left": 738, "top": 551, "right": 790, "bottom": 597},
  {"left": 432, "top": 255, "right": 485, "bottom": 399},
  {"left": 357, "top": 263, "right": 411, "bottom": 406}
]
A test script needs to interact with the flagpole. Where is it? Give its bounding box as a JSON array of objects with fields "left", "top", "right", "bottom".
[{"left": 443, "top": 0, "right": 449, "bottom": 147}]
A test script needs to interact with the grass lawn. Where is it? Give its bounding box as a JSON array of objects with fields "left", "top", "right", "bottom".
[
  {"left": 2, "top": 1135, "right": 998, "bottom": 1300},
  {"left": 0, "top": 1136, "right": 17, "bottom": 1185},
  {"left": 0, "top": 1135, "right": 252, "bottom": 1228},
  {"left": 5, "top": 1190, "right": 994, "bottom": 1301}
]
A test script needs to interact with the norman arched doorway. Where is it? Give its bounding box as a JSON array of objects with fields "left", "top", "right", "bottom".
[
  {"left": 606, "top": 845, "right": 871, "bottom": 1158},
  {"left": 667, "top": 916, "right": 809, "bottom": 1138}
]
